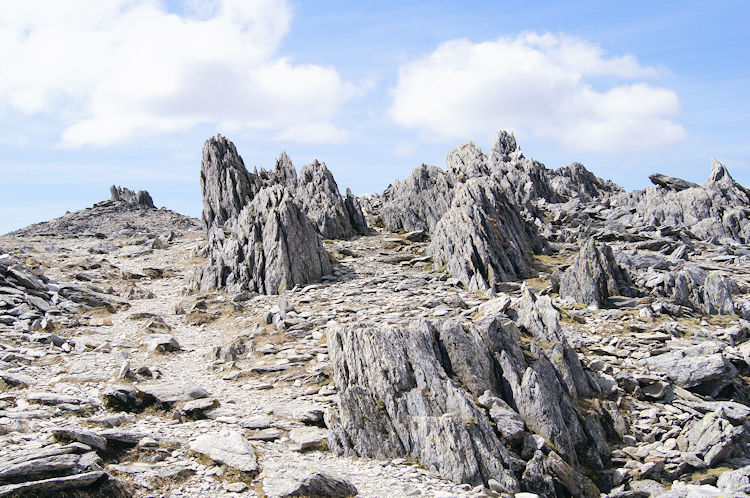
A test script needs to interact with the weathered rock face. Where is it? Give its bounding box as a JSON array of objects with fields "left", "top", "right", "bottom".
[
  {"left": 380, "top": 164, "right": 456, "bottom": 233},
  {"left": 326, "top": 319, "right": 520, "bottom": 490},
  {"left": 296, "top": 160, "right": 367, "bottom": 240},
  {"left": 677, "top": 412, "right": 746, "bottom": 467},
  {"left": 612, "top": 159, "right": 750, "bottom": 243},
  {"left": 327, "top": 288, "right": 617, "bottom": 494},
  {"left": 487, "top": 133, "right": 563, "bottom": 211},
  {"left": 194, "top": 184, "right": 332, "bottom": 294},
  {"left": 558, "top": 238, "right": 630, "bottom": 308},
  {"left": 199, "top": 136, "right": 260, "bottom": 228},
  {"left": 446, "top": 141, "right": 489, "bottom": 179},
  {"left": 428, "top": 178, "right": 541, "bottom": 292},
  {"left": 552, "top": 162, "right": 623, "bottom": 201},
  {"left": 195, "top": 135, "right": 372, "bottom": 294},
  {"left": 344, "top": 188, "right": 368, "bottom": 235},
  {"left": 109, "top": 185, "right": 155, "bottom": 209},
  {"left": 356, "top": 193, "right": 382, "bottom": 227}
]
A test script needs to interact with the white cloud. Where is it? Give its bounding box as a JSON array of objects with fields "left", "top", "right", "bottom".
[
  {"left": 0, "top": 0, "right": 354, "bottom": 146},
  {"left": 390, "top": 32, "right": 686, "bottom": 152}
]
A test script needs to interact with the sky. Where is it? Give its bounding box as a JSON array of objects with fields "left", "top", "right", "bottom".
[{"left": 0, "top": 0, "right": 748, "bottom": 234}]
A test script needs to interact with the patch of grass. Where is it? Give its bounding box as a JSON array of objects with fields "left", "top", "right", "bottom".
[
  {"left": 688, "top": 465, "right": 734, "bottom": 485},
  {"left": 535, "top": 253, "right": 573, "bottom": 266},
  {"left": 189, "top": 451, "right": 260, "bottom": 485},
  {"left": 523, "top": 276, "right": 550, "bottom": 290},
  {"left": 185, "top": 311, "right": 216, "bottom": 326}
]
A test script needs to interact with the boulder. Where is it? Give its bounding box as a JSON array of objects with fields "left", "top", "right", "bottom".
[
  {"left": 648, "top": 173, "right": 698, "bottom": 191},
  {"left": 189, "top": 430, "right": 259, "bottom": 474},
  {"left": 717, "top": 465, "right": 750, "bottom": 493},
  {"left": 677, "top": 412, "right": 745, "bottom": 467},
  {"left": 559, "top": 239, "right": 630, "bottom": 308},
  {"left": 644, "top": 343, "right": 737, "bottom": 396},
  {"left": 702, "top": 271, "right": 736, "bottom": 315},
  {"left": 263, "top": 465, "right": 358, "bottom": 497}
]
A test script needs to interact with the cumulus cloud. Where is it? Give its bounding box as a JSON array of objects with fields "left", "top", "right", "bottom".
[
  {"left": 390, "top": 32, "right": 686, "bottom": 151},
  {"left": 0, "top": 0, "right": 354, "bottom": 146}
]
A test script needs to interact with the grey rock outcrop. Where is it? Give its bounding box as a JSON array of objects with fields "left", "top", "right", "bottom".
[
  {"left": 611, "top": 159, "right": 750, "bottom": 243},
  {"left": 487, "top": 132, "right": 563, "bottom": 211},
  {"left": 9, "top": 185, "right": 196, "bottom": 237},
  {"left": 446, "top": 141, "right": 490, "bottom": 179},
  {"left": 656, "top": 265, "right": 739, "bottom": 316},
  {"left": 195, "top": 135, "right": 376, "bottom": 294},
  {"left": 553, "top": 162, "right": 623, "bottom": 201},
  {"left": 194, "top": 184, "right": 332, "bottom": 294},
  {"left": 344, "top": 188, "right": 368, "bottom": 235},
  {"left": 381, "top": 164, "right": 456, "bottom": 233},
  {"left": 327, "top": 288, "right": 617, "bottom": 492},
  {"left": 326, "top": 319, "right": 520, "bottom": 489},
  {"left": 702, "top": 271, "right": 737, "bottom": 315},
  {"left": 296, "top": 160, "right": 367, "bottom": 240},
  {"left": 355, "top": 193, "right": 382, "bottom": 228},
  {"left": 559, "top": 238, "right": 630, "bottom": 307},
  {"left": 109, "top": 185, "right": 155, "bottom": 209},
  {"left": 648, "top": 173, "right": 698, "bottom": 192},
  {"left": 380, "top": 131, "right": 616, "bottom": 235},
  {"left": 428, "top": 179, "right": 541, "bottom": 291},
  {"left": 199, "top": 136, "right": 260, "bottom": 228}
]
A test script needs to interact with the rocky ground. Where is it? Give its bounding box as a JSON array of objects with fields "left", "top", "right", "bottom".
[
  {"left": 1, "top": 196, "right": 524, "bottom": 497},
  {"left": 1, "top": 133, "right": 750, "bottom": 497}
]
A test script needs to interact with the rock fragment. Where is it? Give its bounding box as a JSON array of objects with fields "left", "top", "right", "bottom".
[
  {"left": 189, "top": 430, "right": 259, "bottom": 474},
  {"left": 263, "top": 465, "right": 358, "bottom": 497}
]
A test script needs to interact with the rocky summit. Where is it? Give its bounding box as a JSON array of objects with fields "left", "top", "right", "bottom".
[{"left": 1, "top": 131, "right": 749, "bottom": 498}]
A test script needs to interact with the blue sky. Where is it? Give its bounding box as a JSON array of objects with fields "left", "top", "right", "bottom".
[{"left": 0, "top": 0, "right": 748, "bottom": 234}]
